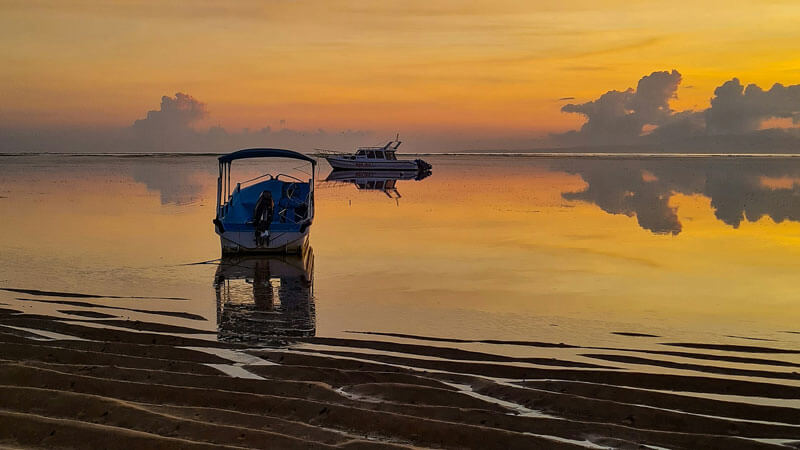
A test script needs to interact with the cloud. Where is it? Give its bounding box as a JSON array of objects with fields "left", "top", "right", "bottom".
[
  {"left": 570, "top": 37, "right": 664, "bottom": 59},
  {"left": 0, "top": 92, "right": 373, "bottom": 153},
  {"left": 629, "top": 70, "right": 682, "bottom": 124},
  {"left": 132, "top": 93, "right": 207, "bottom": 135},
  {"left": 556, "top": 70, "right": 800, "bottom": 149},
  {"left": 558, "top": 70, "right": 681, "bottom": 145},
  {"left": 705, "top": 79, "right": 800, "bottom": 134},
  {"left": 125, "top": 92, "right": 373, "bottom": 153},
  {"left": 646, "top": 110, "right": 705, "bottom": 141},
  {"left": 4, "top": 74, "right": 800, "bottom": 154},
  {"left": 129, "top": 93, "right": 372, "bottom": 152},
  {"left": 128, "top": 93, "right": 209, "bottom": 151}
]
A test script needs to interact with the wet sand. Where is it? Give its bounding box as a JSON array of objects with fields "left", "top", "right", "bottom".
[{"left": 1, "top": 306, "right": 799, "bottom": 449}]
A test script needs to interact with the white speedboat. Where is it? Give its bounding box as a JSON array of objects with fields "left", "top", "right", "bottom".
[
  {"left": 321, "top": 138, "right": 432, "bottom": 171},
  {"left": 214, "top": 148, "right": 316, "bottom": 254}
]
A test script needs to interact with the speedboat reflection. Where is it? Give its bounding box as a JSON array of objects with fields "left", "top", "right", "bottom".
[
  {"left": 214, "top": 248, "right": 315, "bottom": 343},
  {"left": 324, "top": 169, "right": 431, "bottom": 199}
]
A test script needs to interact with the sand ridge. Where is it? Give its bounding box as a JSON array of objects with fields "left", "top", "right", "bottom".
[{"left": 0, "top": 306, "right": 799, "bottom": 449}]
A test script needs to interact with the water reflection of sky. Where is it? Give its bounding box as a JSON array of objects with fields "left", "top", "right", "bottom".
[
  {"left": 550, "top": 158, "right": 800, "bottom": 235},
  {"left": 1, "top": 154, "right": 800, "bottom": 348}
]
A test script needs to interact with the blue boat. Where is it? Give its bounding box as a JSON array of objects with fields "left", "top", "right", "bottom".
[{"left": 214, "top": 148, "right": 316, "bottom": 253}]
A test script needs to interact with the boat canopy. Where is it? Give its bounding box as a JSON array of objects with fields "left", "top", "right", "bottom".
[
  {"left": 219, "top": 148, "right": 316, "bottom": 165},
  {"left": 216, "top": 148, "right": 316, "bottom": 222}
]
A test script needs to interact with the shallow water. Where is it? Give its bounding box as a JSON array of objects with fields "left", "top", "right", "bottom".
[{"left": 1, "top": 154, "right": 799, "bottom": 359}]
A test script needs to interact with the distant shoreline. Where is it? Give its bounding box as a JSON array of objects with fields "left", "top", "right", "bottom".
[{"left": 5, "top": 151, "right": 800, "bottom": 159}]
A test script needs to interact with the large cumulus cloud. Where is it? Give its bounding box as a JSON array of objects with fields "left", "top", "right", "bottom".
[
  {"left": 127, "top": 92, "right": 372, "bottom": 152},
  {"left": 705, "top": 79, "right": 800, "bottom": 134},
  {"left": 132, "top": 93, "right": 207, "bottom": 135},
  {"left": 0, "top": 92, "right": 372, "bottom": 153},
  {"left": 557, "top": 70, "right": 800, "bottom": 148},
  {"left": 558, "top": 70, "right": 681, "bottom": 145}
]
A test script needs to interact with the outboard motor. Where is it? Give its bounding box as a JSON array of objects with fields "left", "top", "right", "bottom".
[{"left": 253, "top": 191, "right": 274, "bottom": 246}]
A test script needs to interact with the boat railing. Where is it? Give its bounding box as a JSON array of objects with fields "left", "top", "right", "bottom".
[
  {"left": 312, "top": 149, "right": 349, "bottom": 157},
  {"left": 222, "top": 183, "right": 242, "bottom": 210},
  {"left": 275, "top": 173, "right": 306, "bottom": 183},
  {"left": 240, "top": 173, "right": 274, "bottom": 188},
  {"left": 220, "top": 174, "right": 311, "bottom": 207},
  {"left": 237, "top": 172, "right": 306, "bottom": 189},
  {"left": 278, "top": 187, "right": 314, "bottom": 225}
]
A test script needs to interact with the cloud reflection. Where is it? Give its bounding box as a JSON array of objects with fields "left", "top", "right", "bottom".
[
  {"left": 552, "top": 158, "right": 800, "bottom": 234},
  {"left": 129, "top": 158, "right": 215, "bottom": 205}
]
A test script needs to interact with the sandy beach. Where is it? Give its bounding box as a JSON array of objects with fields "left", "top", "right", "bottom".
[{"left": 1, "top": 301, "right": 799, "bottom": 449}]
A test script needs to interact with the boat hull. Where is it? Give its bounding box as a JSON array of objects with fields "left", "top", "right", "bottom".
[
  {"left": 325, "top": 157, "right": 420, "bottom": 170},
  {"left": 219, "top": 230, "right": 309, "bottom": 254}
]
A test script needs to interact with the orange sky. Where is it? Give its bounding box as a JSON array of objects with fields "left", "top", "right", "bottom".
[{"left": 2, "top": 0, "right": 800, "bottom": 137}]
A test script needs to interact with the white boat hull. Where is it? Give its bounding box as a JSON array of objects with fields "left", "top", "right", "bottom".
[
  {"left": 325, "top": 157, "right": 420, "bottom": 170},
  {"left": 219, "top": 230, "right": 309, "bottom": 254}
]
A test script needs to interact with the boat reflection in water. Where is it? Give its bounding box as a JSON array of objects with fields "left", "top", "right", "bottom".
[
  {"left": 324, "top": 169, "right": 431, "bottom": 199},
  {"left": 213, "top": 247, "right": 315, "bottom": 343}
]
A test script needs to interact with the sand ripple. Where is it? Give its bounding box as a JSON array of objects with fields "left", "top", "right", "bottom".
[{"left": 1, "top": 307, "right": 799, "bottom": 449}]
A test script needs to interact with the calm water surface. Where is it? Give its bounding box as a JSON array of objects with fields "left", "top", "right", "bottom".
[{"left": 1, "top": 154, "right": 799, "bottom": 357}]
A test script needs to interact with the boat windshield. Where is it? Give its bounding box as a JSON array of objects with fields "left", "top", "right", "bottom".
[{"left": 354, "top": 144, "right": 400, "bottom": 160}]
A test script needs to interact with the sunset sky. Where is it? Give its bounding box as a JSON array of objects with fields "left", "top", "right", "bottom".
[{"left": 2, "top": 0, "right": 800, "bottom": 148}]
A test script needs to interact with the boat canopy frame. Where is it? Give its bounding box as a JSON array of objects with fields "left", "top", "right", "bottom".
[
  {"left": 218, "top": 148, "right": 317, "bottom": 164},
  {"left": 216, "top": 148, "right": 316, "bottom": 218}
]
